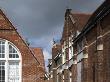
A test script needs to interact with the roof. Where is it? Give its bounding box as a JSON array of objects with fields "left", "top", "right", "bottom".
[
  {"left": 31, "top": 48, "right": 45, "bottom": 68},
  {"left": 0, "top": 9, "right": 15, "bottom": 30},
  {"left": 73, "top": 0, "right": 110, "bottom": 43},
  {"left": 52, "top": 43, "right": 61, "bottom": 58},
  {"left": 71, "top": 13, "right": 91, "bottom": 31},
  {"left": 31, "top": 48, "right": 45, "bottom": 78},
  {"left": 0, "top": 9, "right": 40, "bottom": 65},
  {"left": 61, "top": 9, "right": 91, "bottom": 42}
]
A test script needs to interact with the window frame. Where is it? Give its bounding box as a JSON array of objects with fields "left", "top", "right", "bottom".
[{"left": 0, "top": 39, "right": 22, "bottom": 82}]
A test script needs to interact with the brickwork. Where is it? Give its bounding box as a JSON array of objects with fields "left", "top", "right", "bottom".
[
  {"left": 0, "top": 9, "right": 45, "bottom": 82},
  {"left": 49, "top": 1, "right": 110, "bottom": 82},
  {"left": 75, "top": 1, "right": 110, "bottom": 82}
]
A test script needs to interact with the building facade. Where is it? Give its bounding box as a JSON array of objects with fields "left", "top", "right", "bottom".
[
  {"left": 0, "top": 9, "right": 45, "bottom": 82},
  {"left": 47, "top": 59, "right": 53, "bottom": 82},
  {"left": 50, "top": 0, "right": 110, "bottom": 82}
]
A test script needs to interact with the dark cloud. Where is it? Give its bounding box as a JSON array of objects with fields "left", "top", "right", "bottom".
[{"left": 0, "top": 0, "right": 104, "bottom": 68}]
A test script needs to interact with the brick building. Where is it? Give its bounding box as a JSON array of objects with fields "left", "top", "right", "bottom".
[
  {"left": 0, "top": 9, "right": 45, "bottom": 82},
  {"left": 50, "top": 0, "right": 110, "bottom": 82},
  {"left": 32, "top": 48, "right": 46, "bottom": 82},
  {"left": 47, "top": 59, "right": 53, "bottom": 82}
]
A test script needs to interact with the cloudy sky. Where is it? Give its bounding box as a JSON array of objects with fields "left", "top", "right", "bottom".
[{"left": 0, "top": 0, "right": 104, "bottom": 70}]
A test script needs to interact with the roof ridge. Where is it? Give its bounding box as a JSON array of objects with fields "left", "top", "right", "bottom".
[
  {"left": 71, "top": 11, "right": 92, "bottom": 15},
  {"left": 0, "top": 8, "right": 40, "bottom": 65}
]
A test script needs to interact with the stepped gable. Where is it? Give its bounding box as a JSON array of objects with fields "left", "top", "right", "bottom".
[{"left": 61, "top": 9, "right": 91, "bottom": 43}]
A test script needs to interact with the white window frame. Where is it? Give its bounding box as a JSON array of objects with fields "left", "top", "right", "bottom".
[{"left": 0, "top": 39, "right": 22, "bottom": 82}]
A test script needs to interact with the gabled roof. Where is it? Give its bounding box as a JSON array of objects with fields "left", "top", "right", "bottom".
[
  {"left": 31, "top": 48, "right": 45, "bottom": 78},
  {"left": 73, "top": 0, "right": 110, "bottom": 43},
  {"left": 71, "top": 13, "right": 91, "bottom": 31},
  {"left": 0, "top": 9, "right": 15, "bottom": 30},
  {"left": 0, "top": 9, "right": 40, "bottom": 65},
  {"left": 31, "top": 48, "right": 45, "bottom": 68},
  {"left": 61, "top": 9, "right": 91, "bottom": 42}
]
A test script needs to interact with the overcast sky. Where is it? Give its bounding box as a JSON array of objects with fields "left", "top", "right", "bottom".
[{"left": 0, "top": 0, "right": 104, "bottom": 70}]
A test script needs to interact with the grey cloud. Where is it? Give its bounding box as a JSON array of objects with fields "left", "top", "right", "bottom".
[{"left": 0, "top": 0, "right": 104, "bottom": 68}]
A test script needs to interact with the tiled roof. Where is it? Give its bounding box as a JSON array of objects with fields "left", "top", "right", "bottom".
[
  {"left": 31, "top": 48, "right": 45, "bottom": 68},
  {"left": 0, "top": 9, "right": 15, "bottom": 30},
  {"left": 0, "top": 9, "right": 40, "bottom": 65},
  {"left": 71, "top": 13, "right": 91, "bottom": 31},
  {"left": 31, "top": 48, "right": 45, "bottom": 79},
  {"left": 73, "top": 0, "right": 110, "bottom": 43},
  {"left": 61, "top": 10, "right": 91, "bottom": 42}
]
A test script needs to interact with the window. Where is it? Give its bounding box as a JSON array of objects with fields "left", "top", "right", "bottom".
[
  {"left": 77, "top": 41, "right": 83, "bottom": 82},
  {"left": 0, "top": 39, "right": 21, "bottom": 82},
  {"left": 77, "top": 62, "right": 82, "bottom": 82},
  {"left": 69, "top": 71, "right": 72, "bottom": 82},
  {"left": 0, "top": 41, "right": 5, "bottom": 58},
  {"left": 0, "top": 61, "right": 5, "bottom": 82},
  {"left": 9, "top": 44, "right": 19, "bottom": 58}
]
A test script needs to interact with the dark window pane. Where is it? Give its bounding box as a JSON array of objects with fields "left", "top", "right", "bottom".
[
  {"left": 1, "top": 62, "right": 4, "bottom": 65},
  {"left": 13, "top": 48, "right": 16, "bottom": 53},
  {"left": 2, "top": 76, "right": 5, "bottom": 80},
  {"left": 2, "top": 42, "right": 5, "bottom": 44},
  {"left": 0, "top": 77, "right": 2, "bottom": 80},
  {"left": 9, "top": 54, "right": 12, "bottom": 58},
  {"left": 2, "top": 66, "right": 4, "bottom": 70},
  {"left": 2, "top": 70, "right": 5, "bottom": 76},
  {"left": 16, "top": 54, "right": 19, "bottom": 58},
  {"left": 0, "top": 54, "right": 1, "bottom": 58},
  {"left": 2, "top": 46, "right": 5, "bottom": 53},
  {"left": 2, "top": 54, "right": 5, "bottom": 58},
  {"left": 0, "top": 46, "right": 1, "bottom": 53},
  {"left": 0, "top": 70, "right": 1, "bottom": 75},
  {"left": 13, "top": 54, "right": 15, "bottom": 58},
  {"left": 9, "top": 45, "right": 12, "bottom": 53}
]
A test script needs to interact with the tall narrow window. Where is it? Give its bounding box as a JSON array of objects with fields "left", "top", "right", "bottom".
[
  {"left": 0, "top": 39, "right": 21, "bottom": 82},
  {"left": 0, "top": 61, "right": 5, "bottom": 82},
  {"left": 0, "top": 41, "right": 5, "bottom": 58}
]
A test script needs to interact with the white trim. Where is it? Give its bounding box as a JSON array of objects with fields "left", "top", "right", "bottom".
[
  {"left": 0, "top": 39, "right": 22, "bottom": 82},
  {"left": 97, "top": 44, "right": 103, "bottom": 50},
  {"left": 83, "top": 53, "right": 88, "bottom": 58}
]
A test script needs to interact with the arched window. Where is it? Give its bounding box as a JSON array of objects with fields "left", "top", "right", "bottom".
[{"left": 0, "top": 39, "right": 21, "bottom": 82}]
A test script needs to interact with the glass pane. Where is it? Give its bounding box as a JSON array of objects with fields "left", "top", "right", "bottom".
[
  {"left": 0, "top": 46, "right": 1, "bottom": 53},
  {"left": 16, "top": 54, "right": 19, "bottom": 58},
  {"left": 9, "top": 54, "right": 12, "bottom": 58},
  {"left": 2, "top": 46, "right": 5, "bottom": 53},
  {"left": 8, "top": 62, "right": 20, "bottom": 82},
  {"left": 0, "top": 40, "right": 5, "bottom": 58},
  {"left": 9, "top": 45, "right": 12, "bottom": 53},
  {"left": 1, "top": 54, "right": 5, "bottom": 58},
  {"left": 9, "top": 44, "right": 19, "bottom": 58},
  {"left": 0, "top": 61, "right": 5, "bottom": 82}
]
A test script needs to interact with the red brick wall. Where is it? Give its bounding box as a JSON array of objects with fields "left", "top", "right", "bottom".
[
  {"left": 0, "top": 9, "right": 44, "bottom": 82},
  {"left": 81, "top": 12, "right": 110, "bottom": 82}
]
